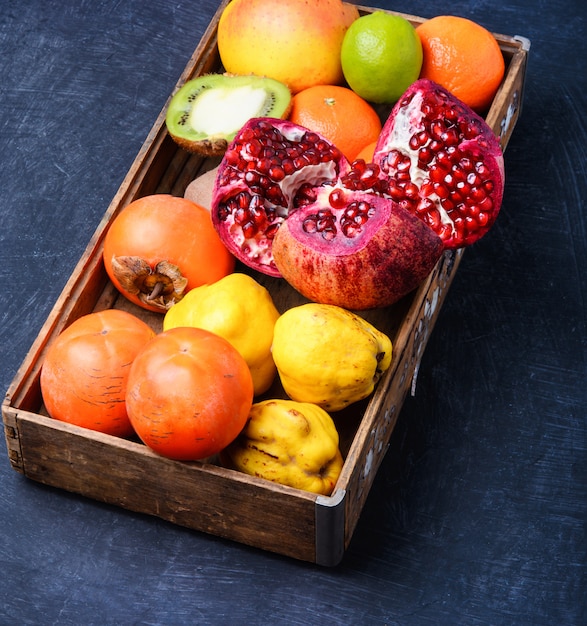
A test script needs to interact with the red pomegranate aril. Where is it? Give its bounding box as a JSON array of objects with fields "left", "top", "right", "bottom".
[
  {"left": 258, "top": 157, "right": 273, "bottom": 174},
  {"left": 224, "top": 148, "right": 240, "bottom": 166},
  {"left": 470, "top": 186, "right": 488, "bottom": 203},
  {"left": 418, "top": 147, "right": 434, "bottom": 167},
  {"left": 246, "top": 138, "right": 262, "bottom": 157},
  {"left": 388, "top": 181, "right": 405, "bottom": 202},
  {"left": 403, "top": 182, "right": 419, "bottom": 201},
  {"left": 266, "top": 184, "right": 285, "bottom": 206},
  {"left": 484, "top": 179, "right": 495, "bottom": 194},
  {"left": 433, "top": 182, "right": 450, "bottom": 199},
  {"left": 454, "top": 217, "right": 466, "bottom": 237},
  {"left": 445, "top": 107, "right": 458, "bottom": 123},
  {"left": 444, "top": 172, "right": 455, "bottom": 186},
  {"left": 430, "top": 120, "right": 445, "bottom": 141},
  {"left": 265, "top": 223, "right": 280, "bottom": 239},
  {"left": 426, "top": 209, "right": 442, "bottom": 230},
  {"left": 244, "top": 171, "right": 258, "bottom": 185},
  {"left": 410, "top": 130, "right": 429, "bottom": 150},
  {"left": 477, "top": 212, "right": 490, "bottom": 227},
  {"left": 451, "top": 188, "right": 466, "bottom": 204},
  {"left": 467, "top": 204, "right": 481, "bottom": 219},
  {"left": 449, "top": 168, "right": 465, "bottom": 185},
  {"left": 242, "top": 221, "right": 258, "bottom": 239},
  {"left": 436, "top": 148, "right": 456, "bottom": 168},
  {"left": 293, "top": 155, "right": 308, "bottom": 169},
  {"left": 429, "top": 165, "right": 447, "bottom": 184},
  {"left": 234, "top": 207, "right": 247, "bottom": 225},
  {"left": 440, "top": 197, "right": 455, "bottom": 212},
  {"left": 397, "top": 157, "right": 411, "bottom": 173},
  {"left": 459, "top": 157, "right": 474, "bottom": 173},
  {"left": 416, "top": 197, "right": 435, "bottom": 215},
  {"left": 443, "top": 128, "right": 460, "bottom": 146},
  {"left": 475, "top": 161, "right": 491, "bottom": 178},
  {"left": 329, "top": 188, "right": 346, "bottom": 209},
  {"left": 317, "top": 217, "right": 332, "bottom": 231},
  {"left": 464, "top": 173, "right": 480, "bottom": 191}
]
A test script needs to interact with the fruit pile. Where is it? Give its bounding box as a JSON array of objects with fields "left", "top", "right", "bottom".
[
  {"left": 40, "top": 0, "right": 510, "bottom": 497},
  {"left": 169, "top": 0, "right": 506, "bottom": 308}
]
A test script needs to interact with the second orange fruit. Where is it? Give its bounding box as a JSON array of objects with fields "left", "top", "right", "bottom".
[
  {"left": 289, "top": 85, "right": 382, "bottom": 162},
  {"left": 416, "top": 15, "right": 505, "bottom": 112}
]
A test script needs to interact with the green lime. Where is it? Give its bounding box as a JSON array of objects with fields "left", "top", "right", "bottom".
[{"left": 340, "top": 12, "right": 423, "bottom": 104}]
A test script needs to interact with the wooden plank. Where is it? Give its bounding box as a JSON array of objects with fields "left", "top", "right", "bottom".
[{"left": 16, "top": 410, "right": 319, "bottom": 562}]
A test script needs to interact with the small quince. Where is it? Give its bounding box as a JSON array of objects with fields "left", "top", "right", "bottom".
[
  {"left": 221, "top": 399, "right": 343, "bottom": 495},
  {"left": 271, "top": 303, "right": 392, "bottom": 411}
]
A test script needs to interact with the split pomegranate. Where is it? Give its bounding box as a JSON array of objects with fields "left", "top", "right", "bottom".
[
  {"left": 211, "top": 118, "right": 348, "bottom": 276},
  {"left": 211, "top": 81, "right": 504, "bottom": 307},
  {"left": 372, "top": 79, "right": 505, "bottom": 248}
]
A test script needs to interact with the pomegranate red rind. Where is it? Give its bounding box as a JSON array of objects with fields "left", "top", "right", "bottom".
[
  {"left": 211, "top": 118, "right": 349, "bottom": 277},
  {"left": 373, "top": 79, "right": 505, "bottom": 249},
  {"left": 272, "top": 186, "right": 444, "bottom": 310}
]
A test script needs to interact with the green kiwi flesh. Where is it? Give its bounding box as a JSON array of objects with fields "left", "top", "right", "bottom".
[{"left": 166, "top": 74, "right": 292, "bottom": 156}]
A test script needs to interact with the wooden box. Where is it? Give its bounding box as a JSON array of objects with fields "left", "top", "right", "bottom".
[{"left": 2, "top": 1, "right": 529, "bottom": 566}]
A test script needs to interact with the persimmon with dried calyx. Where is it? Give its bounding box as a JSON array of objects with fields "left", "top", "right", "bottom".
[
  {"left": 103, "top": 194, "right": 235, "bottom": 313},
  {"left": 125, "top": 327, "right": 254, "bottom": 461},
  {"left": 40, "top": 309, "right": 155, "bottom": 437}
]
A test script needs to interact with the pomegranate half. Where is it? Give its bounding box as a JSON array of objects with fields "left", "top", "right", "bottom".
[
  {"left": 211, "top": 118, "right": 349, "bottom": 277},
  {"left": 272, "top": 185, "right": 444, "bottom": 310},
  {"left": 373, "top": 79, "right": 505, "bottom": 249}
]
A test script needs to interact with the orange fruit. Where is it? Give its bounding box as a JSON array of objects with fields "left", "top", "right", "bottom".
[
  {"left": 40, "top": 309, "right": 155, "bottom": 438},
  {"left": 416, "top": 15, "right": 505, "bottom": 112},
  {"left": 354, "top": 141, "right": 377, "bottom": 163},
  {"left": 289, "top": 85, "right": 382, "bottom": 161},
  {"left": 126, "top": 327, "right": 254, "bottom": 461},
  {"left": 103, "top": 194, "right": 235, "bottom": 313}
]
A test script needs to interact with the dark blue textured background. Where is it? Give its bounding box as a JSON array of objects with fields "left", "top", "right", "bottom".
[{"left": 1, "top": 1, "right": 585, "bottom": 624}]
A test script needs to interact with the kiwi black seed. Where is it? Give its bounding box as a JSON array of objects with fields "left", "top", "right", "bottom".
[{"left": 165, "top": 74, "right": 292, "bottom": 156}]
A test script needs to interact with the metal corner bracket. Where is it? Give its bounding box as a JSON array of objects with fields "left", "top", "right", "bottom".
[{"left": 315, "top": 489, "right": 346, "bottom": 567}]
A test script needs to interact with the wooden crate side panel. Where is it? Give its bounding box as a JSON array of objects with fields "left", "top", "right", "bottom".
[
  {"left": 3, "top": 404, "right": 23, "bottom": 472},
  {"left": 15, "top": 410, "right": 319, "bottom": 562},
  {"left": 338, "top": 250, "right": 464, "bottom": 546},
  {"left": 486, "top": 38, "right": 530, "bottom": 148}
]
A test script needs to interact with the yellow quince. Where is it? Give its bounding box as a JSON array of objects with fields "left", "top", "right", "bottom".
[
  {"left": 163, "top": 273, "right": 280, "bottom": 395},
  {"left": 220, "top": 399, "right": 343, "bottom": 495},
  {"left": 271, "top": 303, "right": 392, "bottom": 411}
]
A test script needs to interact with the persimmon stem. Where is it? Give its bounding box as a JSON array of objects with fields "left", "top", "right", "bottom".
[{"left": 147, "top": 281, "right": 165, "bottom": 301}]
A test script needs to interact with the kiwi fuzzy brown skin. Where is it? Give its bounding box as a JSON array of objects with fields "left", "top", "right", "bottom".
[
  {"left": 184, "top": 166, "right": 219, "bottom": 210},
  {"left": 166, "top": 73, "right": 292, "bottom": 157}
]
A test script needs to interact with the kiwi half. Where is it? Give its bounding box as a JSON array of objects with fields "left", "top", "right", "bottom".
[{"left": 165, "top": 74, "right": 292, "bottom": 156}]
